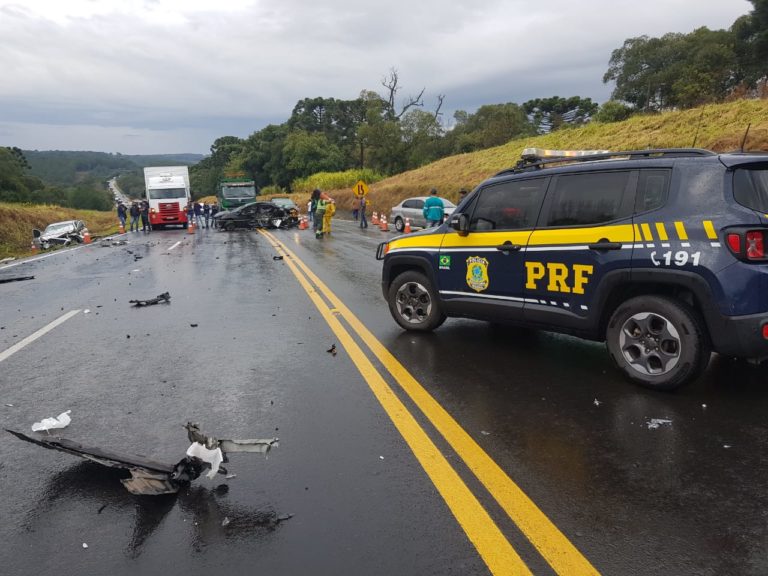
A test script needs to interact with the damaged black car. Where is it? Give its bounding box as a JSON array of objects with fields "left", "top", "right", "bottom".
[{"left": 213, "top": 201, "right": 298, "bottom": 231}]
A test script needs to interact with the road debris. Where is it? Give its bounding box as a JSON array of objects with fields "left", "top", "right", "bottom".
[
  {"left": 221, "top": 517, "right": 231, "bottom": 527},
  {"left": 129, "top": 292, "right": 171, "bottom": 307},
  {"left": 6, "top": 422, "right": 279, "bottom": 496},
  {"left": 646, "top": 418, "right": 673, "bottom": 430},
  {"left": 0, "top": 275, "right": 34, "bottom": 284},
  {"left": 327, "top": 344, "right": 337, "bottom": 356},
  {"left": 190, "top": 324, "right": 198, "bottom": 328},
  {"left": 272, "top": 255, "right": 284, "bottom": 261},
  {"left": 82, "top": 543, "right": 88, "bottom": 549},
  {"left": 593, "top": 399, "right": 602, "bottom": 407},
  {"left": 31, "top": 410, "right": 71, "bottom": 432}
]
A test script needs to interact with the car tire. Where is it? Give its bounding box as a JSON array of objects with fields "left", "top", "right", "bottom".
[
  {"left": 387, "top": 271, "right": 446, "bottom": 331},
  {"left": 606, "top": 295, "right": 711, "bottom": 391},
  {"left": 394, "top": 217, "right": 404, "bottom": 232},
  {"left": 224, "top": 221, "right": 236, "bottom": 232}
]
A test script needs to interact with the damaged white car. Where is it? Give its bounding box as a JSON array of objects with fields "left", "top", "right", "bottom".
[{"left": 32, "top": 220, "right": 86, "bottom": 250}]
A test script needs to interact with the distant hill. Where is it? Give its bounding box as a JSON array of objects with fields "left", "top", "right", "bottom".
[{"left": 23, "top": 150, "right": 205, "bottom": 187}]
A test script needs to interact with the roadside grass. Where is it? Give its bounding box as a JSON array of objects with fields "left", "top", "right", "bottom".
[{"left": 0, "top": 203, "right": 119, "bottom": 259}]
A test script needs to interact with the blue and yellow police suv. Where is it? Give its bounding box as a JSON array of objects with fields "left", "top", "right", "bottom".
[{"left": 377, "top": 147, "right": 768, "bottom": 390}]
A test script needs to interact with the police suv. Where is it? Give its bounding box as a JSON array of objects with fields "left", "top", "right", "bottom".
[{"left": 377, "top": 148, "right": 768, "bottom": 390}]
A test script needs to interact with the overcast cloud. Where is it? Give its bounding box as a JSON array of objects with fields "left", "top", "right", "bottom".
[{"left": 0, "top": 0, "right": 753, "bottom": 154}]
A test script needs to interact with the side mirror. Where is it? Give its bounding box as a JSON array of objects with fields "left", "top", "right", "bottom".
[
  {"left": 450, "top": 213, "right": 470, "bottom": 236},
  {"left": 33, "top": 229, "right": 41, "bottom": 238}
]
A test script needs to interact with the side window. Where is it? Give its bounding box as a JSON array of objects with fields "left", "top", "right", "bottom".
[
  {"left": 545, "top": 171, "right": 632, "bottom": 227},
  {"left": 414, "top": 199, "right": 425, "bottom": 209},
  {"left": 402, "top": 200, "right": 416, "bottom": 209},
  {"left": 469, "top": 178, "right": 547, "bottom": 231},
  {"left": 734, "top": 165, "right": 768, "bottom": 213},
  {"left": 635, "top": 169, "right": 670, "bottom": 213}
]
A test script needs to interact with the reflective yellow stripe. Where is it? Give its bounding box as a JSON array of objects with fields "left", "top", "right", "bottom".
[
  {"left": 529, "top": 224, "right": 635, "bottom": 245},
  {"left": 703, "top": 220, "right": 718, "bottom": 240},
  {"left": 655, "top": 222, "right": 669, "bottom": 241},
  {"left": 441, "top": 230, "right": 532, "bottom": 248},
  {"left": 674, "top": 221, "right": 688, "bottom": 241},
  {"left": 640, "top": 223, "right": 653, "bottom": 242}
]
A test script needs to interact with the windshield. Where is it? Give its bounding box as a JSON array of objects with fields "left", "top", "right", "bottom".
[
  {"left": 271, "top": 198, "right": 295, "bottom": 208},
  {"left": 43, "top": 222, "right": 74, "bottom": 234},
  {"left": 222, "top": 185, "right": 256, "bottom": 199},
  {"left": 734, "top": 166, "right": 768, "bottom": 213},
  {"left": 149, "top": 187, "right": 187, "bottom": 200}
]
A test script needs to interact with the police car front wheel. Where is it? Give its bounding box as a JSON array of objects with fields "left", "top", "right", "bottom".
[
  {"left": 606, "top": 295, "right": 710, "bottom": 391},
  {"left": 388, "top": 271, "right": 446, "bottom": 331}
]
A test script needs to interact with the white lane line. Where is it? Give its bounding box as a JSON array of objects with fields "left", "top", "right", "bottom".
[
  {"left": 0, "top": 310, "right": 81, "bottom": 363},
  {"left": 167, "top": 241, "right": 182, "bottom": 252},
  {"left": 0, "top": 246, "right": 85, "bottom": 270}
]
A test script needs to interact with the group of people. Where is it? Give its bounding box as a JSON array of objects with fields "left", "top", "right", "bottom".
[
  {"left": 117, "top": 201, "right": 150, "bottom": 232},
  {"left": 186, "top": 202, "right": 219, "bottom": 229},
  {"left": 308, "top": 189, "right": 337, "bottom": 238}
]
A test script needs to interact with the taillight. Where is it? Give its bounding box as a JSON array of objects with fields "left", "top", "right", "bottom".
[
  {"left": 724, "top": 228, "right": 768, "bottom": 262},
  {"left": 763, "top": 324, "right": 768, "bottom": 340},
  {"left": 727, "top": 233, "right": 741, "bottom": 253},
  {"left": 746, "top": 231, "right": 765, "bottom": 259}
]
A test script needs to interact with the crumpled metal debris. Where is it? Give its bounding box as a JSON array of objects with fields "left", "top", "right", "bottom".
[
  {"left": 31, "top": 410, "right": 71, "bottom": 431},
  {"left": 6, "top": 422, "right": 279, "bottom": 496},
  {"left": 129, "top": 292, "right": 171, "bottom": 307}
]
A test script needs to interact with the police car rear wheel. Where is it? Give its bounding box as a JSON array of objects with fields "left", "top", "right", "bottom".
[
  {"left": 388, "top": 271, "right": 446, "bottom": 331},
  {"left": 606, "top": 295, "right": 710, "bottom": 391}
]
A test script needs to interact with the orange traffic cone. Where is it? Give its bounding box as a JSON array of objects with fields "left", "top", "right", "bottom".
[
  {"left": 83, "top": 229, "right": 92, "bottom": 244},
  {"left": 371, "top": 211, "right": 379, "bottom": 225},
  {"left": 30, "top": 241, "right": 38, "bottom": 253},
  {"left": 299, "top": 216, "right": 308, "bottom": 230},
  {"left": 404, "top": 218, "right": 412, "bottom": 234},
  {"left": 119, "top": 222, "right": 125, "bottom": 234},
  {"left": 187, "top": 220, "right": 195, "bottom": 234},
  {"left": 379, "top": 215, "right": 388, "bottom": 232}
]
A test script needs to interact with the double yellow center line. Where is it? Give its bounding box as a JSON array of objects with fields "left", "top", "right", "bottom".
[{"left": 260, "top": 230, "right": 599, "bottom": 576}]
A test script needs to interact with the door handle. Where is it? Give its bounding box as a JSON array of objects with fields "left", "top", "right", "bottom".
[
  {"left": 496, "top": 242, "right": 522, "bottom": 252},
  {"left": 588, "top": 240, "right": 622, "bottom": 251}
]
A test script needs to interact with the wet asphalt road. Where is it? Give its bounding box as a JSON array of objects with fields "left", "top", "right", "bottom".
[{"left": 1, "top": 220, "right": 768, "bottom": 576}]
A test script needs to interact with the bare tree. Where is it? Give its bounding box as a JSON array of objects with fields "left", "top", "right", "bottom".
[
  {"left": 432, "top": 94, "right": 445, "bottom": 122},
  {"left": 381, "top": 68, "right": 425, "bottom": 120}
]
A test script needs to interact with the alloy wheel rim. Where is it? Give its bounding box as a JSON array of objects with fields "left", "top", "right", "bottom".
[
  {"left": 619, "top": 312, "right": 682, "bottom": 375},
  {"left": 395, "top": 281, "right": 432, "bottom": 324}
]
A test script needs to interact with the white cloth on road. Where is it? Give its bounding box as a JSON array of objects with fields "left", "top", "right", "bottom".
[
  {"left": 186, "top": 442, "right": 224, "bottom": 479},
  {"left": 31, "top": 410, "right": 71, "bottom": 431}
]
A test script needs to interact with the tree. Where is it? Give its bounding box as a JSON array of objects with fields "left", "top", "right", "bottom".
[
  {"left": 282, "top": 131, "right": 346, "bottom": 181},
  {"left": 733, "top": 0, "right": 768, "bottom": 87},
  {"left": 594, "top": 101, "right": 634, "bottom": 123},
  {"left": 448, "top": 103, "right": 535, "bottom": 152}
]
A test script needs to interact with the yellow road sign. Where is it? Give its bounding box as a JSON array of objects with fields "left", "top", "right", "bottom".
[{"left": 353, "top": 180, "right": 369, "bottom": 197}]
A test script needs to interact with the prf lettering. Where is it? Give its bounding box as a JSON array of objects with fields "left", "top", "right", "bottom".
[{"left": 525, "top": 262, "right": 594, "bottom": 294}]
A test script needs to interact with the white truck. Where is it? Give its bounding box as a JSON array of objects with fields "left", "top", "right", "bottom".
[{"left": 143, "top": 166, "right": 191, "bottom": 229}]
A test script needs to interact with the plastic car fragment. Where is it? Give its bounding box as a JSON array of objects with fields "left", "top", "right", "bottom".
[
  {"left": 31, "top": 410, "right": 71, "bottom": 431},
  {"left": 6, "top": 422, "right": 279, "bottom": 496},
  {"left": 129, "top": 292, "right": 171, "bottom": 306}
]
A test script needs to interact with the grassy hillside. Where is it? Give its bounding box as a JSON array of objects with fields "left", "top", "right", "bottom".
[
  {"left": 0, "top": 203, "right": 119, "bottom": 259},
  {"left": 330, "top": 99, "right": 768, "bottom": 216}
]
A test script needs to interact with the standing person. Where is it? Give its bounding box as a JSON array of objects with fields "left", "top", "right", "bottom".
[
  {"left": 352, "top": 197, "right": 360, "bottom": 221},
  {"left": 193, "top": 201, "right": 204, "bottom": 229},
  {"left": 186, "top": 201, "right": 195, "bottom": 228},
  {"left": 129, "top": 202, "right": 140, "bottom": 232},
  {"left": 309, "top": 189, "right": 320, "bottom": 227},
  {"left": 323, "top": 200, "right": 336, "bottom": 236},
  {"left": 359, "top": 195, "right": 368, "bottom": 228},
  {"left": 423, "top": 188, "right": 445, "bottom": 227},
  {"left": 210, "top": 202, "right": 219, "bottom": 228},
  {"left": 117, "top": 202, "right": 127, "bottom": 230},
  {"left": 203, "top": 203, "right": 211, "bottom": 228},
  {"left": 140, "top": 200, "right": 150, "bottom": 232}
]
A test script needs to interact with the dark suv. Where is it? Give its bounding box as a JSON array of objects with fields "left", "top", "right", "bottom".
[{"left": 377, "top": 148, "right": 768, "bottom": 390}]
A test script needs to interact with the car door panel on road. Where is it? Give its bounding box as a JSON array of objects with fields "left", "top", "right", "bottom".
[{"left": 438, "top": 178, "right": 548, "bottom": 322}]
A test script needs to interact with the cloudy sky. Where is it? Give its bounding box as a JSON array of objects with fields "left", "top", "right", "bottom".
[{"left": 0, "top": 0, "right": 753, "bottom": 155}]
